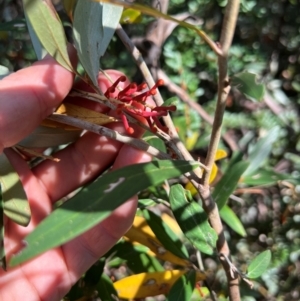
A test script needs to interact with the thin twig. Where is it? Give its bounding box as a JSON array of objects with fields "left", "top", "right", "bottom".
[
  {"left": 13, "top": 145, "right": 60, "bottom": 162},
  {"left": 48, "top": 114, "right": 170, "bottom": 160},
  {"left": 197, "top": 1, "right": 241, "bottom": 300},
  {"left": 47, "top": 114, "right": 209, "bottom": 172}
]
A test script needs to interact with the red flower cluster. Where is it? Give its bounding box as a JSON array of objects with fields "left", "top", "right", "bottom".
[{"left": 104, "top": 76, "right": 176, "bottom": 134}]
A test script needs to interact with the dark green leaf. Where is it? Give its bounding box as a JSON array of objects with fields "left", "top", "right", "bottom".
[
  {"left": 232, "top": 72, "right": 265, "bottom": 101},
  {"left": 169, "top": 184, "right": 217, "bottom": 255},
  {"left": 73, "top": 0, "right": 123, "bottom": 87},
  {"left": 247, "top": 250, "right": 272, "bottom": 279},
  {"left": 10, "top": 160, "right": 199, "bottom": 266},
  {"left": 25, "top": 12, "right": 46, "bottom": 60},
  {"left": 220, "top": 205, "right": 246, "bottom": 237},
  {"left": 97, "top": 273, "right": 118, "bottom": 301},
  {"left": 212, "top": 161, "right": 249, "bottom": 210},
  {"left": 23, "top": 0, "right": 73, "bottom": 71},
  {"left": 166, "top": 270, "right": 196, "bottom": 301},
  {"left": 226, "top": 151, "right": 244, "bottom": 170},
  {"left": 142, "top": 209, "right": 189, "bottom": 260},
  {"left": 0, "top": 153, "right": 31, "bottom": 226},
  {"left": 243, "top": 127, "right": 280, "bottom": 176},
  {"left": 108, "top": 240, "right": 164, "bottom": 273},
  {"left": 84, "top": 259, "right": 105, "bottom": 287}
]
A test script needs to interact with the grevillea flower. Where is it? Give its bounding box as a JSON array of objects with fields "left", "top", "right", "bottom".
[{"left": 104, "top": 76, "right": 176, "bottom": 134}]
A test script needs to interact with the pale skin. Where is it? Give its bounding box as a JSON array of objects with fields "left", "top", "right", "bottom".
[{"left": 0, "top": 50, "right": 151, "bottom": 300}]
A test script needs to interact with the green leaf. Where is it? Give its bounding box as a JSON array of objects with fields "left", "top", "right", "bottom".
[
  {"left": 0, "top": 153, "right": 31, "bottom": 226},
  {"left": 73, "top": 0, "right": 123, "bottom": 87},
  {"left": 243, "top": 127, "right": 280, "bottom": 176},
  {"left": 166, "top": 270, "right": 196, "bottom": 301},
  {"left": 10, "top": 160, "right": 199, "bottom": 266},
  {"left": 242, "top": 168, "right": 291, "bottom": 186},
  {"left": 247, "top": 250, "right": 272, "bottom": 279},
  {"left": 84, "top": 259, "right": 105, "bottom": 287},
  {"left": 231, "top": 72, "right": 265, "bottom": 101},
  {"left": 97, "top": 273, "right": 118, "bottom": 301},
  {"left": 143, "top": 133, "right": 167, "bottom": 153},
  {"left": 220, "top": 205, "right": 246, "bottom": 237},
  {"left": 108, "top": 240, "right": 164, "bottom": 273},
  {"left": 142, "top": 209, "right": 189, "bottom": 260},
  {"left": 169, "top": 184, "right": 217, "bottom": 255},
  {"left": 23, "top": 0, "right": 73, "bottom": 71},
  {"left": 212, "top": 161, "right": 249, "bottom": 210}
]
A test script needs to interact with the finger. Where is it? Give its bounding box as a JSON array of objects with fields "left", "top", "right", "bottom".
[
  {"left": 62, "top": 145, "right": 152, "bottom": 283},
  {"left": 0, "top": 47, "right": 76, "bottom": 152}
]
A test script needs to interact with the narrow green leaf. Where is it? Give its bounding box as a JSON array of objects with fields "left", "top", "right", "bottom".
[
  {"left": 23, "top": 0, "right": 73, "bottom": 71},
  {"left": 226, "top": 151, "right": 244, "bottom": 170},
  {"left": 108, "top": 240, "right": 164, "bottom": 273},
  {"left": 243, "top": 127, "right": 280, "bottom": 176},
  {"left": 10, "top": 160, "right": 199, "bottom": 266},
  {"left": 142, "top": 209, "right": 189, "bottom": 260},
  {"left": 73, "top": 0, "right": 123, "bottom": 87},
  {"left": 220, "top": 205, "right": 246, "bottom": 237},
  {"left": 242, "top": 168, "right": 291, "bottom": 186},
  {"left": 24, "top": 12, "right": 46, "bottom": 60},
  {"left": 232, "top": 72, "right": 265, "bottom": 102},
  {"left": 84, "top": 259, "right": 105, "bottom": 287},
  {"left": 169, "top": 184, "right": 217, "bottom": 255},
  {"left": 247, "top": 250, "right": 272, "bottom": 279},
  {"left": 0, "top": 153, "right": 30, "bottom": 226},
  {"left": 212, "top": 161, "right": 249, "bottom": 210},
  {"left": 166, "top": 270, "right": 196, "bottom": 301},
  {"left": 97, "top": 273, "right": 118, "bottom": 301}
]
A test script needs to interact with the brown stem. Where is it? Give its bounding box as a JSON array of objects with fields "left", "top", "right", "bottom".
[{"left": 198, "top": 1, "right": 241, "bottom": 300}]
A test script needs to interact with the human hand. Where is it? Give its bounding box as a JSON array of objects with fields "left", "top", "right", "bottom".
[{"left": 0, "top": 51, "right": 151, "bottom": 300}]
